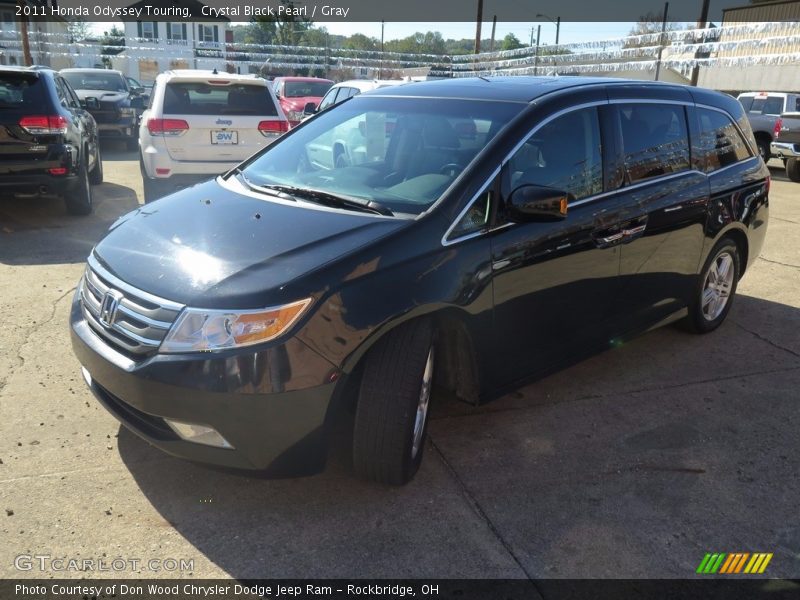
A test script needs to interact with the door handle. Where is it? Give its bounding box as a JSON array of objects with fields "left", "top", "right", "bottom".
[{"left": 622, "top": 223, "right": 647, "bottom": 238}]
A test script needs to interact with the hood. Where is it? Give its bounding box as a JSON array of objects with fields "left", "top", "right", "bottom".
[
  {"left": 73, "top": 89, "right": 129, "bottom": 103},
  {"left": 92, "top": 178, "right": 407, "bottom": 308}
]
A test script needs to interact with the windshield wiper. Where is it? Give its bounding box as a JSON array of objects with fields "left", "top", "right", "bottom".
[
  {"left": 229, "top": 169, "right": 298, "bottom": 202},
  {"left": 259, "top": 184, "right": 394, "bottom": 217}
]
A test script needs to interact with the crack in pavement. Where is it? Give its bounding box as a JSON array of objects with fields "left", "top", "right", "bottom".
[
  {"left": 428, "top": 437, "right": 543, "bottom": 592},
  {"left": 771, "top": 216, "right": 800, "bottom": 226},
  {"left": 758, "top": 256, "right": 800, "bottom": 270},
  {"left": 430, "top": 365, "right": 800, "bottom": 422},
  {"left": 731, "top": 319, "right": 800, "bottom": 359},
  {"left": 0, "top": 286, "right": 75, "bottom": 397}
]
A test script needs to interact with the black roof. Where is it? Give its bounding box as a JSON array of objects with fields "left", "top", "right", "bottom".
[{"left": 370, "top": 76, "right": 679, "bottom": 103}]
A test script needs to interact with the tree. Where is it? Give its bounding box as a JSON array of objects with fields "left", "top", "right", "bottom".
[
  {"left": 68, "top": 19, "right": 91, "bottom": 43},
  {"left": 500, "top": 33, "right": 523, "bottom": 51},
  {"left": 343, "top": 33, "right": 379, "bottom": 52},
  {"left": 247, "top": 1, "right": 312, "bottom": 46},
  {"left": 624, "top": 12, "right": 684, "bottom": 48},
  {"left": 100, "top": 26, "right": 125, "bottom": 68}
]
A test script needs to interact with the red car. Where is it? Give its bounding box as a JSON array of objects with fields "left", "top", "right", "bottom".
[{"left": 272, "top": 76, "right": 333, "bottom": 127}]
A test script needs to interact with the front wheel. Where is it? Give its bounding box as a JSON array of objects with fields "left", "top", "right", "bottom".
[
  {"left": 786, "top": 158, "right": 800, "bottom": 183},
  {"left": 685, "top": 239, "right": 740, "bottom": 334},
  {"left": 353, "top": 319, "right": 436, "bottom": 485}
]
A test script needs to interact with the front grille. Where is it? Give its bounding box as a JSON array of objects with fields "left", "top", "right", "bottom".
[
  {"left": 91, "top": 110, "right": 120, "bottom": 124},
  {"left": 80, "top": 254, "right": 184, "bottom": 357}
]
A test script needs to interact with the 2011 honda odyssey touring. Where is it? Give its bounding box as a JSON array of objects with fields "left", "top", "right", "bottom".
[{"left": 70, "top": 77, "right": 769, "bottom": 485}]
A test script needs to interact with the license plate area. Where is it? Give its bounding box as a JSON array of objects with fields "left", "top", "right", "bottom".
[{"left": 211, "top": 130, "right": 238, "bottom": 144}]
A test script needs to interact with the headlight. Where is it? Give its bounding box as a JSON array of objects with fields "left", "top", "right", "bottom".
[
  {"left": 287, "top": 110, "right": 304, "bottom": 122},
  {"left": 160, "top": 298, "right": 312, "bottom": 353}
]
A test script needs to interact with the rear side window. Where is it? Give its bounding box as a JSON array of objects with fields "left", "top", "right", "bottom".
[
  {"left": 163, "top": 82, "right": 278, "bottom": 116},
  {"left": 738, "top": 97, "right": 754, "bottom": 112},
  {"left": 283, "top": 81, "right": 333, "bottom": 98},
  {"left": 508, "top": 107, "right": 603, "bottom": 200},
  {"left": 746, "top": 96, "right": 784, "bottom": 115},
  {"left": 618, "top": 103, "right": 690, "bottom": 184},
  {"left": 696, "top": 108, "right": 753, "bottom": 172},
  {"left": 0, "top": 73, "right": 46, "bottom": 108}
]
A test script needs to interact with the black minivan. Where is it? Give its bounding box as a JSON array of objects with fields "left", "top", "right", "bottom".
[{"left": 70, "top": 77, "right": 769, "bottom": 484}]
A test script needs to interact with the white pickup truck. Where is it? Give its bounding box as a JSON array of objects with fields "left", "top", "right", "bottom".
[{"left": 771, "top": 111, "right": 800, "bottom": 182}]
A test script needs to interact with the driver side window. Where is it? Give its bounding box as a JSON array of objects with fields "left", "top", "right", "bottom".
[{"left": 509, "top": 107, "right": 603, "bottom": 201}]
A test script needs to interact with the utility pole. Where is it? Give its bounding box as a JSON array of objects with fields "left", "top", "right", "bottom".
[
  {"left": 555, "top": 17, "right": 561, "bottom": 46},
  {"left": 380, "top": 21, "right": 384, "bottom": 78},
  {"left": 534, "top": 25, "right": 541, "bottom": 75},
  {"left": 474, "top": 0, "right": 483, "bottom": 55},
  {"left": 690, "top": 0, "right": 711, "bottom": 86},
  {"left": 489, "top": 15, "right": 497, "bottom": 52},
  {"left": 18, "top": 1, "right": 33, "bottom": 66},
  {"left": 654, "top": 2, "right": 669, "bottom": 82}
]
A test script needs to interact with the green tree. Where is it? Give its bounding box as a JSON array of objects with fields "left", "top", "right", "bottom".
[
  {"left": 343, "top": 33, "right": 379, "bottom": 52},
  {"left": 100, "top": 26, "right": 125, "bottom": 68},
  {"left": 500, "top": 33, "right": 523, "bottom": 51}
]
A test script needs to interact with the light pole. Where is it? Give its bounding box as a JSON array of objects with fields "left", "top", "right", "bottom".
[
  {"left": 536, "top": 13, "right": 561, "bottom": 46},
  {"left": 380, "top": 20, "right": 385, "bottom": 79}
]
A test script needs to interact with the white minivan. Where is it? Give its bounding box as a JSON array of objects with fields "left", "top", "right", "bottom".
[{"left": 139, "top": 70, "right": 289, "bottom": 202}]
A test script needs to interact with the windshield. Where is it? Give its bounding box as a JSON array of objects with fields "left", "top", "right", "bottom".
[
  {"left": 283, "top": 81, "right": 333, "bottom": 98},
  {"left": 62, "top": 72, "right": 127, "bottom": 92},
  {"left": 240, "top": 96, "right": 523, "bottom": 216}
]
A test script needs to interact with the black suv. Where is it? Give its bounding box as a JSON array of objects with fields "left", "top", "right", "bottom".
[
  {"left": 61, "top": 69, "right": 145, "bottom": 151},
  {"left": 70, "top": 77, "right": 769, "bottom": 484},
  {"left": 0, "top": 67, "right": 102, "bottom": 215}
]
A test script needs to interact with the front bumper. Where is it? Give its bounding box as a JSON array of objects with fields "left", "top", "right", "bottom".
[
  {"left": 69, "top": 292, "right": 340, "bottom": 473},
  {"left": 770, "top": 141, "right": 800, "bottom": 159},
  {"left": 95, "top": 116, "right": 137, "bottom": 139}
]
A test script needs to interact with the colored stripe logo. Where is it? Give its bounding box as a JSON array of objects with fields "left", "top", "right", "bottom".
[{"left": 696, "top": 552, "right": 773, "bottom": 574}]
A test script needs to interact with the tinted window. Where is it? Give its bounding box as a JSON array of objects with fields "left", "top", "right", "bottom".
[
  {"left": 451, "top": 187, "right": 492, "bottom": 238},
  {"left": 746, "top": 96, "right": 784, "bottom": 115},
  {"left": 509, "top": 107, "right": 603, "bottom": 200},
  {"left": 242, "top": 97, "right": 523, "bottom": 216},
  {"left": 163, "top": 82, "right": 278, "bottom": 116},
  {"left": 738, "top": 96, "right": 754, "bottom": 112},
  {"left": 618, "top": 103, "right": 690, "bottom": 183},
  {"left": 0, "top": 73, "right": 47, "bottom": 108},
  {"left": 62, "top": 72, "right": 127, "bottom": 92},
  {"left": 283, "top": 81, "right": 333, "bottom": 98},
  {"left": 317, "top": 87, "right": 340, "bottom": 111},
  {"left": 696, "top": 108, "right": 752, "bottom": 172}
]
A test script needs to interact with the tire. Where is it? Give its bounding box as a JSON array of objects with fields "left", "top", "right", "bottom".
[
  {"left": 64, "top": 161, "right": 93, "bottom": 216},
  {"left": 89, "top": 144, "right": 103, "bottom": 185},
  {"left": 755, "top": 138, "right": 770, "bottom": 163},
  {"left": 140, "top": 154, "right": 161, "bottom": 203},
  {"left": 353, "top": 319, "right": 436, "bottom": 485},
  {"left": 786, "top": 158, "right": 800, "bottom": 183},
  {"left": 685, "top": 239, "right": 740, "bottom": 334}
]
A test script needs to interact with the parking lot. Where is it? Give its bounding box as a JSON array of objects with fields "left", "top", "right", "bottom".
[{"left": 0, "top": 143, "right": 798, "bottom": 580}]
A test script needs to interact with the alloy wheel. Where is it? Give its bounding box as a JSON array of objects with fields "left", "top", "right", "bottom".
[
  {"left": 411, "top": 346, "right": 434, "bottom": 460},
  {"left": 702, "top": 251, "right": 734, "bottom": 321}
]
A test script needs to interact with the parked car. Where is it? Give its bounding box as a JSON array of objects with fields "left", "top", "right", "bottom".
[
  {"left": 737, "top": 91, "right": 800, "bottom": 161},
  {"left": 0, "top": 66, "right": 102, "bottom": 215},
  {"left": 60, "top": 68, "right": 145, "bottom": 151},
  {"left": 771, "top": 111, "right": 800, "bottom": 182},
  {"left": 303, "top": 79, "right": 407, "bottom": 120},
  {"left": 272, "top": 76, "right": 333, "bottom": 126},
  {"left": 138, "top": 70, "right": 288, "bottom": 202},
  {"left": 70, "top": 77, "right": 769, "bottom": 485}
]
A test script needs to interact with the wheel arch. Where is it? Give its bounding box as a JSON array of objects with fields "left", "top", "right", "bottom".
[
  {"left": 707, "top": 225, "right": 750, "bottom": 279},
  {"left": 337, "top": 306, "right": 482, "bottom": 407}
]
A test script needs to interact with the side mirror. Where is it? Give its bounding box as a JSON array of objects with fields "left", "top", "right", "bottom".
[
  {"left": 303, "top": 101, "right": 317, "bottom": 115},
  {"left": 129, "top": 97, "right": 145, "bottom": 110},
  {"left": 84, "top": 97, "right": 100, "bottom": 110},
  {"left": 507, "top": 184, "right": 571, "bottom": 222}
]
